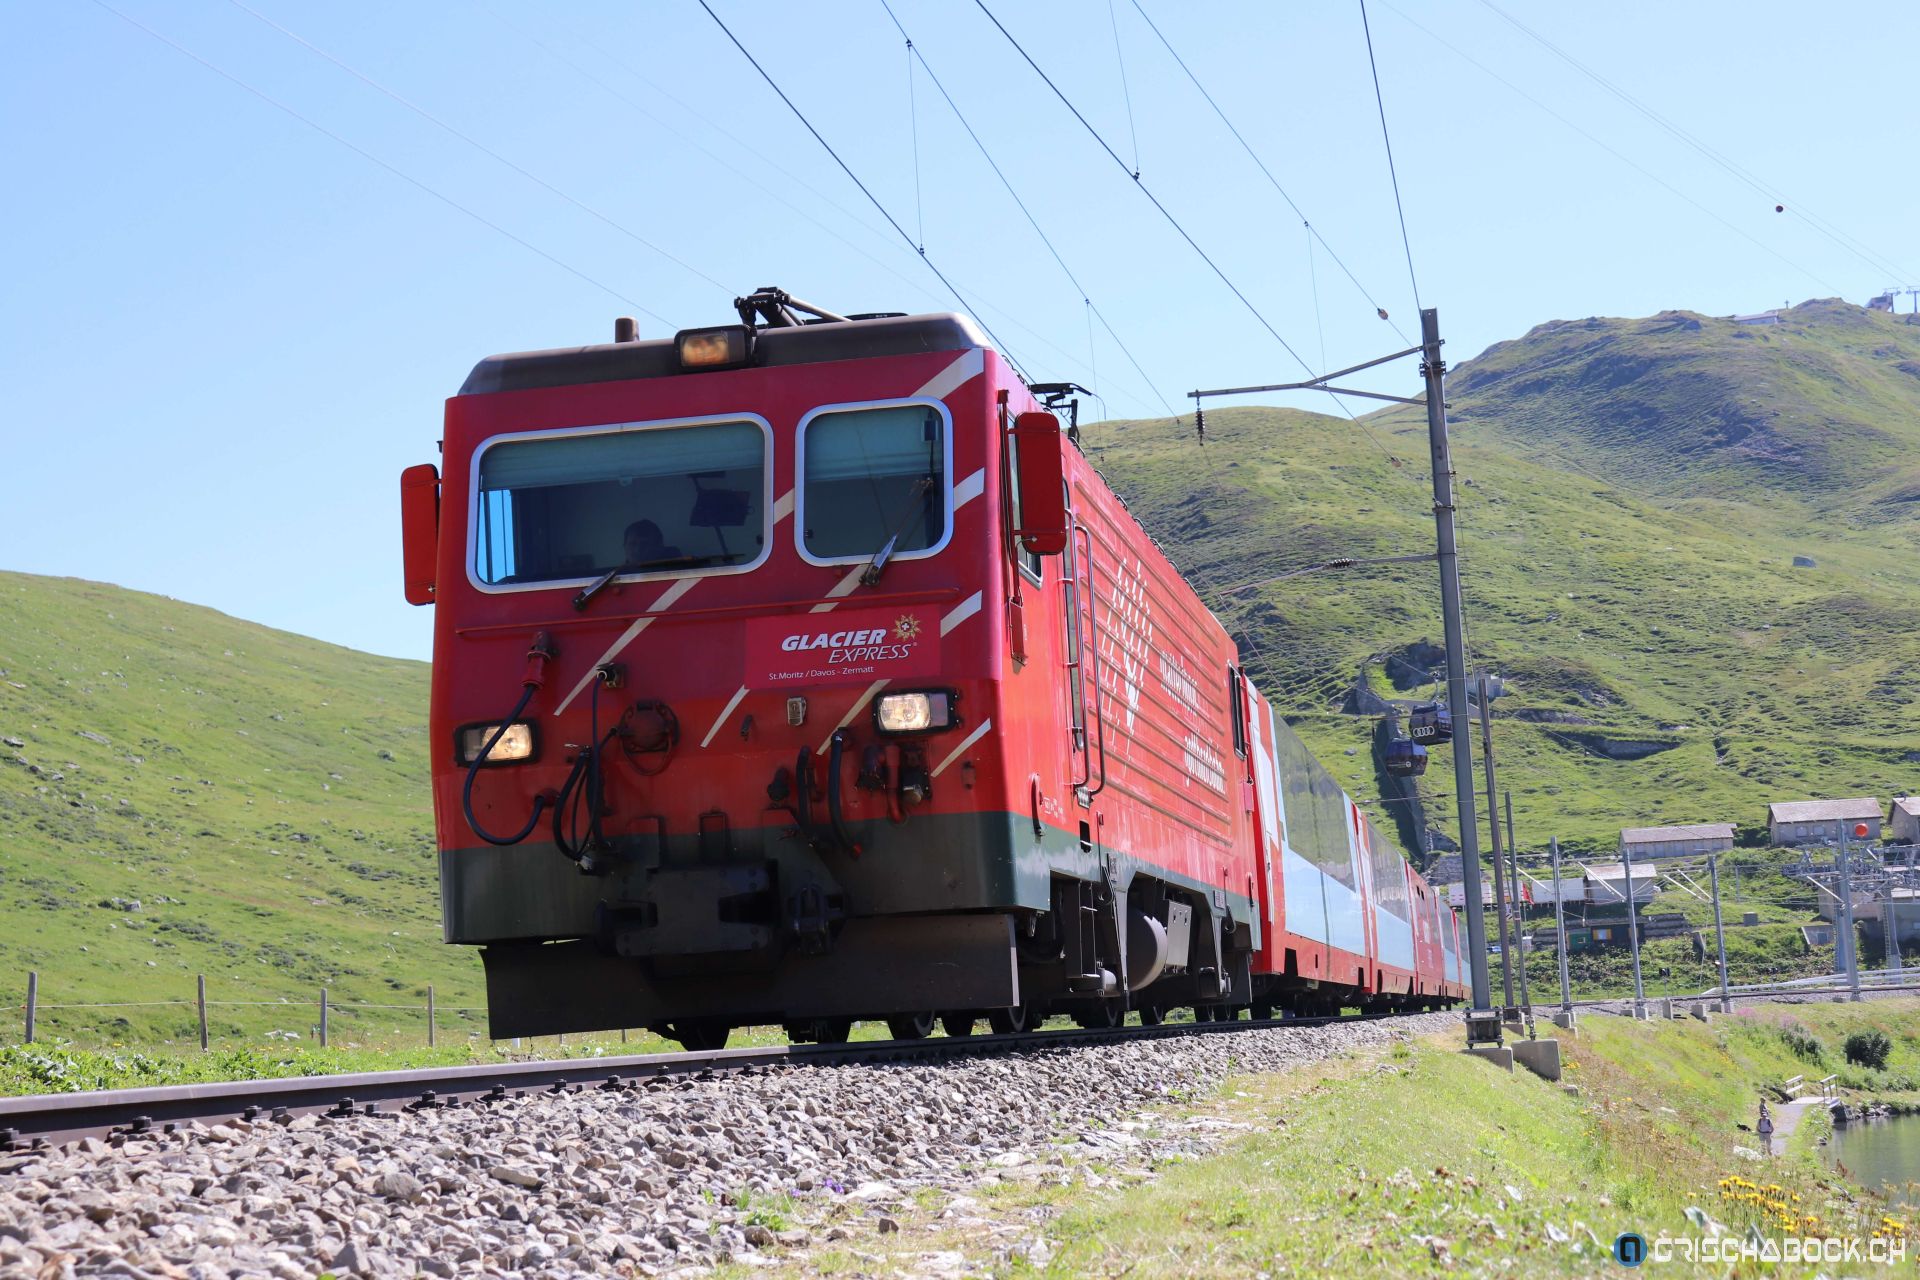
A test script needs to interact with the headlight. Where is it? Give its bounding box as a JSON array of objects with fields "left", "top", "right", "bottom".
[
  {"left": 456, "top": 721, "right": 536, "bottom": 765},
  {"left": 675, "top": 324, "right": 753, "bottom": 370},
  {"left": 873, "top": 691, "right": 956, "bottom": 735}
]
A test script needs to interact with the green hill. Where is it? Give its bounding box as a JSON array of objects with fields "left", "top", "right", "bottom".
[
  {"left": 0, "top": 571, "right": 465, "bottom": 1047},
  {"left": 1088, "top": 299, "right": 1920, "bottom": 857}
]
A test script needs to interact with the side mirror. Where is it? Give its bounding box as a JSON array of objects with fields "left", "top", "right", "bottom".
[
  {"left": 400, "top": 463, "right": 441, "bottom": 605},
  {"left": 1010, "top": 410, "right": 1068, "bottom": 556}
]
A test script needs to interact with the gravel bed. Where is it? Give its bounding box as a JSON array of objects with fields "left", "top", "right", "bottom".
[{"left": 1, "top": 1013, "right": 1455, "bottom": 1277}]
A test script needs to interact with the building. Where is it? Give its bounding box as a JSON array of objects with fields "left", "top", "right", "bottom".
[
  {"left": 1733, "top": 309, "right": 1783, "bottom": 326},
  {"left": 1891, "top": 798, "right": 1920, "bottom": 845},
  {"left": 1580, "top": 862, "right": 1661, "bottom": 906},
  {"left": 1619, "top": 823, "right": 1736, "bottom": 859},
  {"left": 1768, "top": 798, "right": 1882, "bottom": 846}
]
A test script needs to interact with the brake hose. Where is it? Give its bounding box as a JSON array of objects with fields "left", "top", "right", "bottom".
[
  {"left": 827, "top": 729, "right": 862, "bottom": 857},
  {"left": 460, "top": 632, "right": 556, "bottom": 847},
  {"left": 553, "top": 673, "right": 618, "bottom": 867}
]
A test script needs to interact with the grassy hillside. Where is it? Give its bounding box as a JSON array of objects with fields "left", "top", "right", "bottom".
[
  {"left": 1088, "top": 300, "right": 1920, "bottom": 857},
  {"left": 0, "top": 571, "right": 466, "bottom": 1047}
]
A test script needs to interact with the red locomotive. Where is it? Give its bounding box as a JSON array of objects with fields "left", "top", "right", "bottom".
[{"left": 400, "top": 289, "right": 1464, "bottom": 1049}]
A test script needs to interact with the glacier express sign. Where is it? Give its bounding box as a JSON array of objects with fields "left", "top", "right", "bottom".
[{"left": 746, "top": 604, "right": 942, "bottom": 688}]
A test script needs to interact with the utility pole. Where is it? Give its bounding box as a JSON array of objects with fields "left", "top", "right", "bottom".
[
  {"left": 1886, "top": 865, "right": 1904, "bottom": 979},
  {"left": 1837, "top": 825, "right": 1860, "bottom": 1001},
  {"left": 1550, "top": 838, "right": 1573, "bottom": 1020},
  {"left": 1422, "top": 309, "right": 1497, "bottom": 1044},
  {"left": 1709, "top": 855, "right": 1732, "bottom": 1013},
  {"left": 1190, "top": 307, "right": 1495, "bottom": 1044},
  {"left": 1478, "top": 675, "right": 1515, "bottom": 1016},
  {"left": 1623, "top": 841, "right": 1647, "bottom": 1018},
  {"left": 1505, "top": 791, "right": 1534, "bottom": 1024}
]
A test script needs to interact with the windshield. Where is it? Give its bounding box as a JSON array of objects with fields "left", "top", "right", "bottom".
[
  {"left": 474, "top": 418, "right": 767, "bottom": 587},
  {"left": 800, "top": 403, "right": 949, "bottom": 562}
]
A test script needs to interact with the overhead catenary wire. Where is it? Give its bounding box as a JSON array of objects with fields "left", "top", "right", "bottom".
[
  {"left": 876, "top": 0, "right": 1184, "bottom": 424},
  {"left": 1478, "top": 0, "right": 1918, "bottom": 285},
  {"left": 696, "top": 0, "right": 1032, "bottom": 381},
  {"left": 973, "top": 0, "right": 1408, "bottom": 465},
  {"left": 906, "top": 36, "right": 926, "bottom": 253},
  {"left": 472, "top": 4, "right": 1155, "bottom": 412},
  {"left": 89, "top": 0, "right": 676, "bottom": 326},
  {"left": 227, "top": 0, "right": 730, "bottom": 296},
  {"left": 1357, "top": 0, "right": 1422, "bottom": 315},
  {"left": 1106, "top": 0, "right": 1142, "bottom": 177},
  {"left": 1124, "top": 0, "right": 1411, "bottom": 344}
]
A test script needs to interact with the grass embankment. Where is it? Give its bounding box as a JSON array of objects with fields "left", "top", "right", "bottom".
[
  {"left": 0, "top": 571, "right": 476, "bottom": 1050},
  {"left": 769, "top": 1002, "right": 1920, "bottom": 1278}
]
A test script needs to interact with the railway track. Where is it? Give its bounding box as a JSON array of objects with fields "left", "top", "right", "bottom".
[{"left": 0, "top": 1010, "right": 1415, "bottom": 1151}]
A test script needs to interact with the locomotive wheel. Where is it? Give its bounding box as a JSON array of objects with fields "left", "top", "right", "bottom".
[
  {"left": 669, "top": 1019, "right": 731, "bottom": 1052},
  {"left": 987, "top": 1003, "right": 1037, "bottom": 1034},
  {"left": 940, "top": 1013, "right": 977, "bottom": 1037},
  {"left": 1194, "top": 1004, "right": 1215, "bottom": 1023},
  {"left": 1137, "top": 1003, "right": 1164, "bottom": 1027},
  {"left": 1251, "top": 1000, "right": 1274, "bottom": 1021},
  {"left": 1073, "top": 1003, "right": 1123, "bottom": 1030},
  {"left": 813, "top": 1017, "right": 854, "bottom": 1044},
  {"left": 886, "top": 1012, "right": 937, "bottom": 1041}
]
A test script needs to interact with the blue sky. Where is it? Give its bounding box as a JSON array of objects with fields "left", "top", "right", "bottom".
[{"left": 4, "top": 1, "right": 1915, "bottom": 661}]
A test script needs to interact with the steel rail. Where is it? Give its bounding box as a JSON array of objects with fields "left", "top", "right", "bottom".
[{"left": 0, "top": 1010, "right": 1424, "bottom": 1151}]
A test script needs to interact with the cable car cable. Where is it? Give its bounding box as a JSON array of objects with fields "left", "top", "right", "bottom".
[
  {"left": 1478, "top": 0, "right": 1917, "bottom": 284},
  {"left": 1376, "top": 1, "right": 1846, "bottom": 296},
  {"left": 90, "top": 0, "right": 676, "bottom": 326},
  {"left": 696, "top": 0, "right": 1033, "bottom": 382}
]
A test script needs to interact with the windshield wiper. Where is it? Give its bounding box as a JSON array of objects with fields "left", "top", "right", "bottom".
[
  {"left": 572, "top": 556, "right": 698, "bottom": 612},
  {"left": 859, "top": 475, "right": 935, "bottom": 588}
]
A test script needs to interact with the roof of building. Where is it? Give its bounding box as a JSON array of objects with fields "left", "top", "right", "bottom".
[
  {"left": 1621, "top": 823, "right": 1736, "bottom": 844},
  {"left": 1768, "top": 798, "right": 1882, "bottom": 823},
  {"left": 1892, "top": 797, "right": 1920, "bottom": 818}
]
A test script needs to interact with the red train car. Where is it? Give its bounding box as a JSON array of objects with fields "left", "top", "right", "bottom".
[{"left": 400, "top": 291, "right": 1463, "bottom": 1047}]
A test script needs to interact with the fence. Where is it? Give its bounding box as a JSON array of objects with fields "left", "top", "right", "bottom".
[
  {"left": 8, "top": 972, "right": 645, "bottom": 1055},
  {"left": 13, "top": 970, "right": 470, "bottom": 1051}
]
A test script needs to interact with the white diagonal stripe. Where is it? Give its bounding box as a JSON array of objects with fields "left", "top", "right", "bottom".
[
  {"left": 816, "top": 679, "right": 889, "bottom": 755},
  {"left": 952, "top": 468, "right": 985, "bottom": 509},
  {"left": 913, "top": 347, "right": 985, "bottom": 400},
  {"left": 773, "top": 488, "right": 795, "bottom": 523},
  {"left": 931, "top": 717, "right": 992, "bottom": 777},
  {"left": 553, "top": 577, "right": 700, "bottom": 714},
  {"left": 940, "top": 590, "right": 982, "bottom": 636},
  {"left": 700, "top": 685, "right": 750, "bottom": 748},
  {"left": 808, "top": 565, "right": 867, "bottom": 614}
]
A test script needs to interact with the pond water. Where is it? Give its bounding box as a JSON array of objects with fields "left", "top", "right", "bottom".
[{"left": 1827, "top": 1113, "right": 1920, "bottom": 1206}]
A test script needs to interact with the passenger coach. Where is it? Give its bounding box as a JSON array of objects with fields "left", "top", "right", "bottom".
[{"left": 399, "top": 290, "right": 1463, "bottom": 1047}]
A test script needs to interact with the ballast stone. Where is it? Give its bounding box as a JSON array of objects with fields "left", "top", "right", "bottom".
[{"left": 1, "top": 1013, "right": 1453, "bottom": 1275}]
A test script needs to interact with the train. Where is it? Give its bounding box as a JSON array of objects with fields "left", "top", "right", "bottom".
[{"left": 399, "top": 288, "right": 1466, "bottom": 1050}]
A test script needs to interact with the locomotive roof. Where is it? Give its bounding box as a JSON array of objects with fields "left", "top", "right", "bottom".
[{"left": 459, "top": 311, "right": 990, "bottom": 396}]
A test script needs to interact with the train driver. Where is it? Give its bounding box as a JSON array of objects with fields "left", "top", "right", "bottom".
[{"left": 622, "top": 519, "right": 684, "bottom": 569}]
